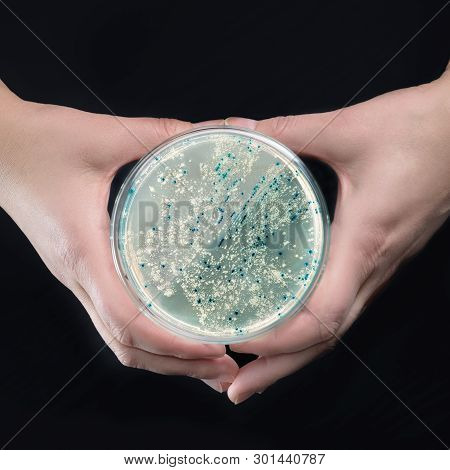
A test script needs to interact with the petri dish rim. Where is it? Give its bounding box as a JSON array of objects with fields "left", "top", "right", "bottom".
[{"left": 110, "top": 125, "right": 330, "bottom": 344}]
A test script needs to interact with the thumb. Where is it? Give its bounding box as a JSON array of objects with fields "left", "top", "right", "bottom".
[
  {"left": 90, "top": 115, "right": 193, "bottom": 170},
  {"left": 225, "top": 113, "right": 344, "bottom": 170}
]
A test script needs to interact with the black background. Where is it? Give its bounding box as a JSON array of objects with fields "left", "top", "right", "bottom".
[{"left": 1, "top": 0, "right": 449, "bottom": 450}]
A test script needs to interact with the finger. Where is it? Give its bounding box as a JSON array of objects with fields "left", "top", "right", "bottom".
[
  {"left": 227, "top": 342, "right": 332, "bottom": 405},
  {"left": 193, "top": 119, "right": 226, "bottom": 127},
  {"left": 78, "top": 220, "right": 226, "bottom": 359},
  {"left": 75, "top": 281, "right": 238, "bottom": 380},
  {"left": 87, "top": 115, "right": 193, "bottom": 170},
  {"left": 225, "top": 114, "right": 346, "bottom": 166},
  {"left": 115, "top": 346, "right": 238, "bottom": 380},
  {"left": 230, "top": 222, "right": 363, "bottom": 356},
  {"left": 201, "top": 379, "right": 232, "bottom": 393}
]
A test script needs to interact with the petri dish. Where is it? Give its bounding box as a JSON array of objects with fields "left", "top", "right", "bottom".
[{"left": 111, "top": 126, "right": 329, "bottom": 343}]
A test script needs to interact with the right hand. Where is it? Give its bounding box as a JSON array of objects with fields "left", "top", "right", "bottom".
[{"left": 0, "top": 83, "right": 238, "bottom": 392}]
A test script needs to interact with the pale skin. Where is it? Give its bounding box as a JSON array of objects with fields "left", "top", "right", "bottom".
[
  {"left": 0, "top": 82, "right": 238, "bottom": 393},
  {"left": 1, "top": 63, "right": 449, "bottom": 403},
  {"left": 225, "top": 64, "right": 450, "bottom": 403}
]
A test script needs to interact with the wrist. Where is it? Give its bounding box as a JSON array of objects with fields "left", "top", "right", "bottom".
[
  {"left": 422, "top": 70, "right": 450, "bottom": 213},
  {"left": 0, "top": 83, "right": 38, "bottom": 209},
  {"left": 0, "top": 81, "right": 25, "bottom": 115},
  {"left": 422, "top": 64, "right": 450, "bottom": 112}
]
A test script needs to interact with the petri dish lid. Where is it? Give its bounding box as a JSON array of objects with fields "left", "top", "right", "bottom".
[{"left": 111, "top": 126, "right": 329, "bottom": 343}]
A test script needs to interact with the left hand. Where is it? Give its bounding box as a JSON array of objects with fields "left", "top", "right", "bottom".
[{"left": 224, "top": 68, "right": 450, "bottom": 404}]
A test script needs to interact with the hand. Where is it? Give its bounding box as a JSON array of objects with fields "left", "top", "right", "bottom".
[
  {"left": 0, "top": 83, "right": 238, "bottom": 391},
  {"left": 225, "top": 67, "right": 450, "bottom": 404}
]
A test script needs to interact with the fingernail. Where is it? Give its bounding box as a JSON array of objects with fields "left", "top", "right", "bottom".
[
  {"left": 228, "top": 385, "right": 255, "bottom": 405},
  {"left": 192, "top": 119, "right": 224, "bottom": 128},
  {"left": 224, "top": 117, "right": 257, "bottom": 129},
  {"left": 202, "top": 379, "right": 223, "bottom": 393},
  {"left": 232, "top": 390, "right": 255, "bottom": 405},
  {"left": 202, "top": 379, "right": 232, "bottom": 393}
]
